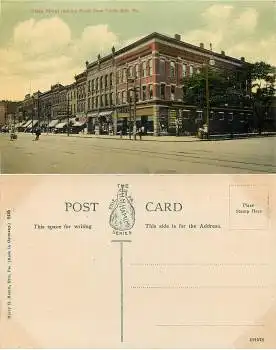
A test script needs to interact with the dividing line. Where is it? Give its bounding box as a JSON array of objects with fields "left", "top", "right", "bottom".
[
  {"left": 120, "top": 241, "right": 124, "bottom": 343},
  {"left": 111, "top": 239, "right": 132, "bottom": 342},
  {"left": 156, "top": 324, "right": 264, "bottom": 327}
]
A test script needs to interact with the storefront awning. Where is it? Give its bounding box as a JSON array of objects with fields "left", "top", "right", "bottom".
[
  {"left": 55, "top": 122, "right": 67, "bottom": 129},
  {"left": 26, "top": 120, "right": 38, "bottom": 128},
  {"left": 48, "top": 119, "right": 59, "bottom": 127},
  {"left": 22, "top": 120, "right": 31, "bottom": 127},
  {"left": 73, "top": 121, "right": 86, "bottom": 127},
  {"left": 87, "top": 113, "right": 98, "bottom": 118},
  {"left": 99, "top": 111, "right": 113, "bottom": 117}
]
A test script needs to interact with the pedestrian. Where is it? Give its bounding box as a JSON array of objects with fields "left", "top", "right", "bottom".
[
  {"left": 35, "top": 127, "right": 41, "bottom": 141},
  {"left": 138, "top": 127, "right": 142, "bottom": 140},
  {"left": 10, "top": 126, "right": 17, "bottom": 141}
]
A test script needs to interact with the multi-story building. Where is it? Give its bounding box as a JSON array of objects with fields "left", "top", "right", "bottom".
[
  {"left": 67, "top": 82, "right": 77, "bottom": 117},
  {"left": 75, "top": 71, "right": 87, "bottom": 118},
  {"left": 21, "top": 94, "right": 34, "bottom": 121},
  {"left": 50, "top": 84, "right": 68, "bottom": 120},
  {"left": 85, "top": 32, "right": 252, "bottom": 135},
  {"left": 0, "top": 101, "right": 7, "bottom": 126},
  {"left": 39, "top": 89, "right": 52, "bottom": 127},
  {"left": 0, "top": 100, "right": 22, "bottom": 126}
]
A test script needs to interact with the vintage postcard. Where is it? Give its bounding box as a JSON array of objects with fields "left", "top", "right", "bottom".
[
  {"left": 0, "top": 0, "right": 275, "bottom": 174},
  {"left": 0, "top": 174, "right": 276, "bottom": 348}
]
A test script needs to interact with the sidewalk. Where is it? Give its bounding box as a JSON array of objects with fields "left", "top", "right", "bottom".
[
  {"left": 42, "top": 131, "right": 276, "bottom": 142},
  {"left": 44, "top": 133, "right": 199, "bottom": 142}
]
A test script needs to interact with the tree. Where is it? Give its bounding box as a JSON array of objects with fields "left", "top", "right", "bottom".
[
  {"left": 250, "top": 61, "right": 275, "bottom": 134},
  {"left": 182, "top": 67, "right": 249, "bottom": 110}
]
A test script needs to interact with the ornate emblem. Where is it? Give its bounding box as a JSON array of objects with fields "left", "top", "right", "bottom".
[{"left": 109, "top": 184, "right": 135, "bottom": 232}]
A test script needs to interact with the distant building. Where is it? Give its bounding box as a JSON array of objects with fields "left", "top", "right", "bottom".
[
  {"left": 0, "top": 101, "right": 7, "bottom": 126},
  {"left": 0, "top": 100, "right": 22, "bottom": 126}
]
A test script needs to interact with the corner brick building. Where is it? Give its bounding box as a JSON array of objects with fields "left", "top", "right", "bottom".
[{"left": 85, "top": 32, "right": 252, "bottom": 136}]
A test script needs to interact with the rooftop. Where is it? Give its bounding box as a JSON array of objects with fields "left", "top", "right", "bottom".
[{"left": 87, "top": 31, "right": 249, "bottom": 69}]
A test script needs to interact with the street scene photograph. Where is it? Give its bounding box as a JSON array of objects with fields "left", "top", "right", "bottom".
[{"left": 0, "top": 0, "right": 275, "bottom": 173}]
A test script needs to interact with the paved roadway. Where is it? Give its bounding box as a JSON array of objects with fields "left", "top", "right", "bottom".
[{"left": 0, "top": 133, "right": 275, "bottom": 174}]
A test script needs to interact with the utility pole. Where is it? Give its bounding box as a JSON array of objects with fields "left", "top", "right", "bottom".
[
  {"left": 67, "top": 96, "right": 70, "bottom": 136},
  {"left": 133, "top": 78, "right": 137, "bottom": 140},
  {"left": 32, "top": 96, "right": 34, "bottom": 134},
  {"left": 38, "top": 92, "right": 40, "bottom": 128},
  {"left": 205, "top": 58, "right": 215, "bottom": 139},
  {"left": 128, "top": 92, "right": 132, "bottom": 140},
  {"left": 205, "top": 64, "right": 210, "bottom": 139}
]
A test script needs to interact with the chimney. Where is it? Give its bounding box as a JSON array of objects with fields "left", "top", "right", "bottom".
[
  {"left": 200, "top": 43, "right": 204, "bottom": 49},
  {"left": 221, "top": 50, "right": 225, "bottom": 56},
  {"left": 240, "top": 56, "right": 245, "bottom": 62},
  {"left": 174, "top": 34, "right": 181, "bottom": 41}
]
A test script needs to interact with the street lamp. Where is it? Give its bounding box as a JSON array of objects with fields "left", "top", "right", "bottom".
[{"left": 205, "top": 58, "right": 215, "bottom": 139}]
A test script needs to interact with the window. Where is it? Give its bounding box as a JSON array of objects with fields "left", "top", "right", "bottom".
[
  {"left": 149, "top": 84, "right": 153, "bottom": 99},
  {"left": 122, "top": 90, "right": 126, "bottom": 103},
  {"left": 189, "top": 65, "right": 194, "bottom": 76},
  {"left": 170, "top": 61, "right": 176, "bottom": 78},
  {"left": 96, "top": 78, "right": 99, "bottom": 91},
  {"left": 127, "top": 66, "right": 132, "bottom": 78},
  {"left": 135, "top": 90, "right": 139, "bottom": 102},
  {"left": 148, "top": 59, "right": 153, "bottom": 76},
  {"left": 100, "top": 76, "right": 103, "bottom": 90},
  {"left": 92, "top": 97, "right": 95, "bottom": 109},
  {"left": 171, "top": 85, "right": 175, "bottom": 100},
  {"left": 160, "top": 84, "right": 166, "bottom": 99},
  {"left": 135, "top": 64, "right": 139, "bottom": 78},
  {"left": 105, "top": 75, "right": 108, "bottom": 89},
  {"left": 160, "top": 59, "right": 165, "bottom": 76},
  {"left": 105, "top": 94, "right": 108, "bottom": 106},
  {"left": 88, "top": 97, "right": 91, "bottom": 109},
  {"left": 91, "top": 80, "right": 94, "bottom": 92},
  {"left": 123, "top": 69, "right": 127, "bottom": 82},
  {"left": 209, "top": 111, "right": 214, "bottom": 120},
  {"left": 110, "top": 73, "right": 113, "bottom": 87},
  {"left": 142, "top": 85, "right": 147, "bottom": 100},
  {"left": 182, "top": 64, "right": 187, "bottom": 78},
  {"left": 196, "top": 111, "right": 203, "bottom": 120},
  {"left": 142, "top": 62, "right": 147, "bottom": 77},
  {"left": 219, "top": 112, "right": 224, "bottom": 120},
  {"left": 100, "top": 95, "right": 103, "bottom": 107},
  {"left": 88, "top": 80, "right": 91, "bottom": 92},
  {"left": 110, "top": 93, "right": 113, "bottom": 105}
]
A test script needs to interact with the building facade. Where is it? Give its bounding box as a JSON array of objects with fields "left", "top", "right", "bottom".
[
  {"left": 85, "top": 32, "right": 252, "bottom": 135},
  {"left": 50, "top": 84, "right": 68, "bottom": 120}
]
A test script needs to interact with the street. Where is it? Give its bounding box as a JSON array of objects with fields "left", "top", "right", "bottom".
[{"left": 0, "top": 133, "right": 275, "bottom": 174}]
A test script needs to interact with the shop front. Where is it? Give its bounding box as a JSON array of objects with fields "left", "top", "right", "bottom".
[
  {"left": 87, "top": 111, "right": 113, "bottom": 135},
  {"left": 136, "top": 106, "right": 154, "bottom": 135}
]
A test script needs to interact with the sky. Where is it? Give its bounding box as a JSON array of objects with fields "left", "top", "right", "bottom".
[{"left": 0, "top": 0, "right": 275, "bottom": 100}]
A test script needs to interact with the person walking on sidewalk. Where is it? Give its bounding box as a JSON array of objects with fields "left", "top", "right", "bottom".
[{"left": 35, "top": 127, "right": 41, "bottom": 141}]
